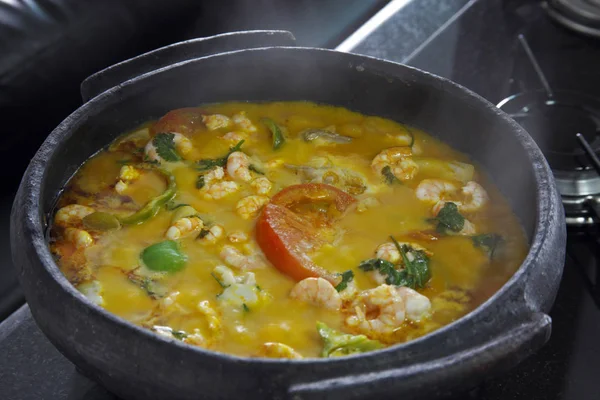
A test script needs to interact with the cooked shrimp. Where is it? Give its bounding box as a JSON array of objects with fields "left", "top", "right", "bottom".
[
  {"left": 144, "top": 132, "right": 192, "bottom": 162},
  {"left": 220, "top": 245, "right": 266, "bottom": 270},
  {"left": 356, "top": 197, "right": 380, "bottom": 213},
  {"left": 226, "top": 151, "right": 252, "bottom": 182},
  {"left": 396, "top": 287, "right": 431, "bottom": 321},
  {"left": 371, "top": 147, "right": 418, "bottom": 181},
  {"left": 203, "top": 181, "right": 239, "bottom": 200},
  {"left": 204, "top": 166, "right": 225, "bottom": 184},
  {"left": 258, "top": 342, "right": 302, "bottom": 359},
  {"left": 166, "top": 216, "right": 203, "bottom": 240},
  {"left": 212, "top": 265, "right": 237, "bottom": 287},
  {"left": 345, "top": 284, "right": 405, "bottom": 338},
  {"left": 416, "top": 179, "right": 459, "bottom": 205},
  {"left": 197, "top": 300, "right": 222, "bottom": 338},
  {"left": 289, "top": 277, "right": 342, "bottom": 310},
  {"left": 203, "top": 224, "right": 225, "bottom": 243},
  {"left": 460, "top": 181, "right": 489, "bottom": 212},
  {"left": 55, "top": 204, "right": 95, "bottom": 228},
  {"left": 64, "top": 228, "right": 93, "bottom": 248},
  {"left": 221, "top": 131, "right": 246, "bottom": 142},
  {"left": 236, "top": 195, "right": 269, "bottom": 219},
  {"left": 251, "top": 177, "right": 272, "bottom": 195},
  {"left": 228, "top": 231, "right": 248, "bottom": 243},
  {"left": 232, "top": 112, "right": 257, "bottom": 132},
  {"left": 115, "top": 180, "right": 128, "bottom": 194},
  {"left": 202, "top": 114, "right": 231, "bottom": 130},
  {"left": 376, "top": 243, "right": 400, "bottom": 263}
]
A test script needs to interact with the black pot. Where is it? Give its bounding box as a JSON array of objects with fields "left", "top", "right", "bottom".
[{"left": 10, "top": 30, "right": 566, "bottom": 400}]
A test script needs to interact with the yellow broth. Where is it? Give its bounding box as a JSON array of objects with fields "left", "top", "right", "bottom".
[{"left": 50, "top": 102, "right": 528, "bottom": 358}]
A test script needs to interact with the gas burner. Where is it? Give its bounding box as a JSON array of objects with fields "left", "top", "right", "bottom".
[
  {"left": 498, "top": 34, "right": 600, "bottom": 226},
  {"left": 544, "top": 0, "right": 600, "bottom": 38}
]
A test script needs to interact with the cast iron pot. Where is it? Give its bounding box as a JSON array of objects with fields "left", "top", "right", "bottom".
[{"left": 10, "top": 30, "right": 566, "bottom": 400}]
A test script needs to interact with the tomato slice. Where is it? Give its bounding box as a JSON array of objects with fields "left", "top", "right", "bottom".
[
  {"left": 151, "top": 108, "right": 204, "bottom": 136},
  {"left": 256, "top": 184, "right": 356, "bottom": 282}
]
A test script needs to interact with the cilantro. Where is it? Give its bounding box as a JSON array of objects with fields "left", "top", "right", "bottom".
[
  {"left": 431, "top": 202, "right": 464, "bottom": 234},
  {"left": 334, "top": 270, "right": 354, "bottom": 292},
  {"left": 210, "top": 272, "right": 228, "bottom": 288},
  {"left": 196, "top": 175, "right": 205, "bottom": 189},
  {"left": 242, "top": 303, "right": 250, "bottom": 313},
  {"left": 381, "top": 166, "right": 400, "bottom": 185},
  {"left": 171, "top": 330, "right": 187, "bottom": 340},
  {"left": 153, "top": 133, "right": 182, "bottom": 162},
  {"left": 196, "top": 140, "right": 245, "bottom": 171},
  {"left": 472, "top": 233, "right": 503, "bottom": 259},
  {"left": 391, "top": 236, "right": 430, "bottom": 289},
  {"left": 255, "top": 285, "right": 262, "bottom": 291},
  {"left": 249, "top": 164, "right": 264, "bottom": 175},
  {"left": 261, "top": 118, "right": 285, "bottom": 150}
]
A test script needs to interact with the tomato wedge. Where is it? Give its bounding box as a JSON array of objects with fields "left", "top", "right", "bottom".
[
  {"left": 256, "top": 184, "right": 356, "bottom": 282},
  {"left": 151, "top": 107, "right": 204, "bottom": 136}
]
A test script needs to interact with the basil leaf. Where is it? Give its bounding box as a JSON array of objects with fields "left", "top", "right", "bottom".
[
  {"left": 433, "top": 202, "right": 464, "bottom": 233},
  {"left": 334, "top": 270, "right": 354, "bottom": 292},
  {"left": 153, "top": 133, "right": 182, "bottom": 162}
]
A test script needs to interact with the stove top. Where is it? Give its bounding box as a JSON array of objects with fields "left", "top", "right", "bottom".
[{"left": 2, "top": 0, "right": 600, "bottom": 399}]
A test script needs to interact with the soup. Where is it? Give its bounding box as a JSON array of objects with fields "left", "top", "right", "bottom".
[{"left": 49, "top": 102, "right": 527, "bottom": 358}]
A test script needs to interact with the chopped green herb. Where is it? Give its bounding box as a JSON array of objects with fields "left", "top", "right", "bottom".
[
  {"left": 255, "top": 285, "right": 262, "bottom": 291},
  {"left": 391, "top": 236, "right": 431, "bottom": 289},
  {"left": 472, "top": 233, "right": 503, "bottom": 259},
  {"left": 197, "top": 228, "right": 210, "bottom": 240},
  {"left": 196, "top": 175, "right": 205, "bottom": 189},
  {"left": 211, "top": 272, "right": 228, "bottom": 288},
  {"left": 317, "top": 322, "right": 383, "bottom": 357},
  {"left": 381, "top": 166, "right": 400, "bottom": 185},
  {"left": 153, "top": 133, "right": 182, "bottom": 162},
  {"left": 140, "top": 240, "right": 187, "bottom": 273},
  {"left": 196, "top": 140, "right": 245, "bottom": 171},
  {"left": 171, "top": 330, "right": 187, "bottom": 340},
  {"left": 242, "top": 303, "right": 250, "bottom": 313},
  {"left": 261, "top": 118, "right": 285, "bottom": 150},
  {"left": 335, "top": 270, "right": 354, "bottom": 292},
  {"left": 431, "top": 202, "right": 465, "bottom": 234},
  {"left": 249, "top": 164, "right": 264, "bottom": 175},
  {"left": 127, "top": 274, "right": 166, "bottom": 299}
]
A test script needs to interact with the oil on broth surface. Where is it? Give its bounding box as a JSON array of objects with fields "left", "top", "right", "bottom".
[{"left": 50, "top": 102, "right": 528, "bottom": 358}]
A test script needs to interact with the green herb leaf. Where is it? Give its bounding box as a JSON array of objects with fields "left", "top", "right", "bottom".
[
  {"left": 153, "top": 133, "right": 182, "bottom": 162},
  {"left": 165, "top": 202, "right": 190, "bottom": 211},
  {"left": 335, "top": 270, "right": 354, "bottom": 292},
  {"left": 317, "top": 322, "right": 383, "bottom": 357},
  {"left": 171, "top": 330, "right": 188, "bottom": 340},
  {"left": 472, "top": 233, "right": 503, "bottom": 259},
  {"left": 242, "top": 303, "right": 250, "bottom": 313},
  {"left": 432, "top": 202, "right": 464, "bottom": 234},
  {"left": 197, "top": 228, "right": 210, "bottom": 240},
  {"left": 358, "top": 258, "right": 406, "bottom": 286},
  {"left": 381, "top": 166, "right": 400, "bottom": 185},
  {"left": 255, "top": 285, "right": 262, "bottom": 292},
  {"left": 196, "top": 175, "right": 205, "bottom": 189},
  {"left": 249, "top": 164, "right": 264, "bottom": 175},
  {"left": 140, "top": 240, "right": 187, "bottom": 273},
  {"left": 261, "top": 118, "right": 285, "bottom": 150},
  {"left": 391, "top": 236, "right": 431, "bottom": 289},
  {"left": 127, "top": 273, "right": 167, "bottom": 299},
  {"left": 196, "top": 140, "right": 245, "bottom": 171},
  {"left": 211, "top": 272, "right": 228, "bottom": 288}
]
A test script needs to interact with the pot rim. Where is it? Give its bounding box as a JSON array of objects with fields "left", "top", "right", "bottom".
[{"left": 18, "top": 46, "right": 554, "bottom": 366}]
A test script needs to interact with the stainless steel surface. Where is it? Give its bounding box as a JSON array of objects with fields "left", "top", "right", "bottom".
[{"left": 577, "top": 132, "right": 600, "bottom": 175}]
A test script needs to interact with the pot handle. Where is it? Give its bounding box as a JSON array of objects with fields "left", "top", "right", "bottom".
[
  {"left": 288, "top": 312, "right": 551, "bottom": 400},
  {"left": 80, "top": 30, "right": 296, "bottom": 102}
]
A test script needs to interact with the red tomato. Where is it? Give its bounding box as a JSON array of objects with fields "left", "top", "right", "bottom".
[
  {"left": 256, "top": 184, "right": 356, "bottom": 282},
  {"left": 151, "top": 107, "right": 204, "bottom": 136}
]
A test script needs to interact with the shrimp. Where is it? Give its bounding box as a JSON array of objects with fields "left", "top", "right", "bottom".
[
  {"left": 144, "top": 132, "right": 192, "bottom": 162},
  {"left": 221, "top": 131, "right": 246, "bottom": 142},
  {"left": 226, "top": 151, "right": 252, "bottom": 182},
  {"left": 203, "top": 181, "right": 239, "bottom": 200},
  {"left": 166, "top": 216, "right": 203, "bottom": 240},
  {"left": 202, "top": 114, "right": 231, "bottom": 130},
  {"left": 460, "top": 181, "right": 489, "bottom": 212},
  {"left": 375, "top": 243, "right": 400, "bottom": 263},
  {"left": 416, "top": 179, "right": 459, "bottom": 205},
  {"left": 55, "top": 204, "right": 95, "bottom": 228},
  {"left": 258, "top": 342, "right": 303, "bottom": 359},
  {"left": 236, "top": 195, "right": 269, "bottom": 219},
  {"left": 396, "top": 287, "right": 431, "bottom": 322},
  {"left": 64, "top": 227, "right": 93, "bottom": 248},
  {"left": 345, "top": 284, "right": 405, "bottom": 338},
  {"left": 220, "top": 245, "right": 266, "bottom": 270},
  {"left": 203, "top": 224, "right": 225, "bottom": 243},
  {"left": 356, "top": 197, "right": 380, "bottom": 213},
  {"left": 251, "top": 177, "right": 272, "bottom": 195},
  {"left": 289, "top": 277, "right": 342, "bottom": 310},
  {"left": 371, "top": 147, "right": 418, "bottom": 181},
  {"left": 232, "top": 112, "right": 257, "bottom": 132},
  {"left": 115, "top": 180, "right": 128, "bottom": 194}
]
